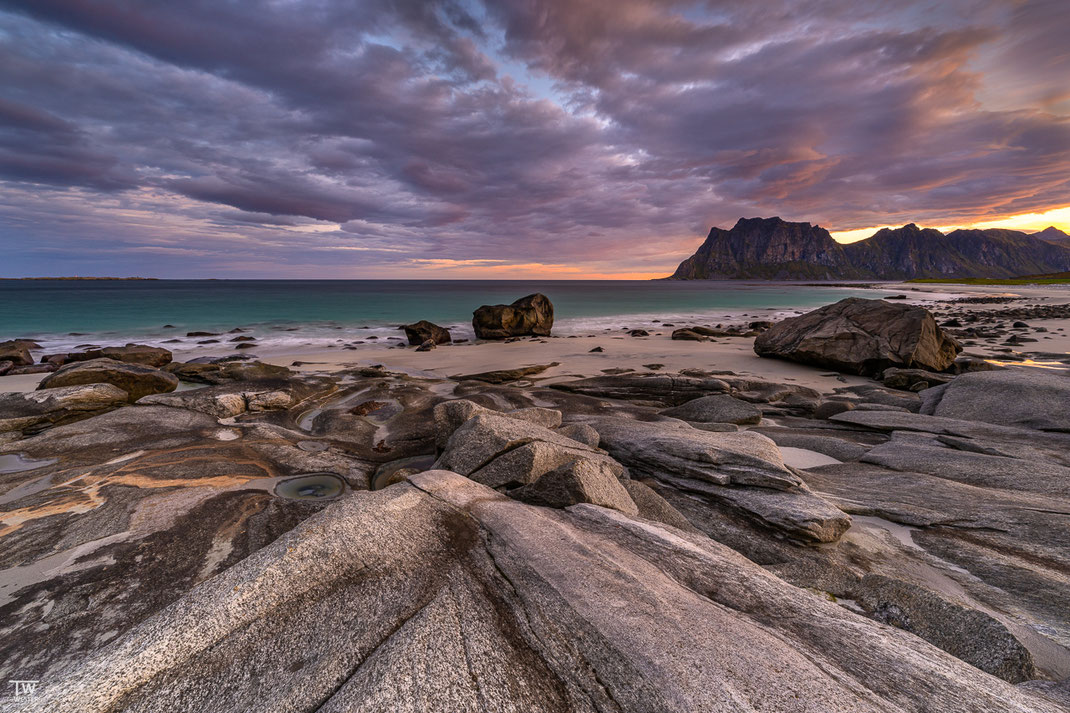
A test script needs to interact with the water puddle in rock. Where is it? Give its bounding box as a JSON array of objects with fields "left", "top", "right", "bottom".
[
  {"left": 0, "top": 454, "right": 56, "bottom": 474},
  {"left": 371, "top": 455, "right": 436, "bottom": 490},
  {"left": 778, "top": 447, "right": 841, "bottom": 469},
  {"left": 273, "top": 473, "right": 346, "bottom": 500}
]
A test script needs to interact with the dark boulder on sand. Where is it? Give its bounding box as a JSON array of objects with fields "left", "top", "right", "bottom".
[
  {"left": 754, "top": 298, "right": 960, "bottom": 376},
  {"left": 39, "top": 358, "right": 179, "bottom": 402},
  {"left": 401, "top": 320, "right": 452, "bottom": 346},
  {"left": 165, "top": 359, "right": 292, "bottom": 385},
  {"left": 0, "top": 339, "right": 37, "bottom": 366},
  {"left": 472, "top": 293, "right": 553, "bottom": 339},
  {"left": 48, "top": 343, "right": 173, "bottom": 368}
]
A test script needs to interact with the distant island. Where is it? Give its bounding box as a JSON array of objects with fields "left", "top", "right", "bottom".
[
  {"left": 668, "top": 217, "right": 1070, "bottom": 280},
  {"left": 0, "top": 276, "right": 159, "bottom": 281}
]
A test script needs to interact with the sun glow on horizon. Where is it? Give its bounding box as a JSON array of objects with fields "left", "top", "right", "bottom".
[{"left": 830, "top": 206, "right": 1070, "bottom": 244}]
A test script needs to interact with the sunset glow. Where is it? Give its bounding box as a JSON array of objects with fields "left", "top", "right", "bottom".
[{"left": 831, "top": 206, "right": 1070, "bottom": 245}]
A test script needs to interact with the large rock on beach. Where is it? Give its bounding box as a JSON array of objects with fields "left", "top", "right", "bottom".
[
  {"left": 754, "top": 298, "right": 961, "bottom": 375},
  {"left": 38, "top": 358, "right": 178, "bottom": 402},
  {"left": 401, "top": 320, "right": 452, "bottom": 345},
  {"left": 472, "top": 293, "right": 554, "bottom": 339},
  {"left": 58, "top": 343, "right": 173, "bottom": 367},
  {"left": 0, "top": 383, "right": 129, "bottom": 433},
  {"left": 165, "top": 359, "right": 292, "bottom": 384},
  {"left": 0, "top": 339, "right": 36, "bottom": 366}
]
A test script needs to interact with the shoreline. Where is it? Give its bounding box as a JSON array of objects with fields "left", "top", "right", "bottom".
[{"left": 5, "top": 280, "right": 1070, "bottom": 395}]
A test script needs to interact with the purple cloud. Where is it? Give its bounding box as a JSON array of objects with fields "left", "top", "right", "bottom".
[{"left": 0, "top": 0, "right": 1066, "bottom": 277}]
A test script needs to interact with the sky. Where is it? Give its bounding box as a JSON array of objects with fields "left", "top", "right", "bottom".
[{"left": 0, "top": 0, "right": 1068, "bottom": 279}]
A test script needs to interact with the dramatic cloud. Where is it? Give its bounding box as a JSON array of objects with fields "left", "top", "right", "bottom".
[{"left": 0, "top": 0, "right": 1067, "bottom": 276}]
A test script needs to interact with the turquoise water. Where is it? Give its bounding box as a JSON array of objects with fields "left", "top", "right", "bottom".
[{"left": 1, "top": 279, "right": 905, "bottom": 355}]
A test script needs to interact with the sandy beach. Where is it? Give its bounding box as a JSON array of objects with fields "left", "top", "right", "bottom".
[{"left": 5, "top": 280, "right": 1070, "bottom": 395}]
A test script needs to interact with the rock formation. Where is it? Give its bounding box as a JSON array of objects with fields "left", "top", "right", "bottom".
[
  {"left": 2, "top": 334, "right": 1069, "bottom": 710},
  {"left": 401, "top": 320, "right": 452, "bottom": 345},
  {"left": 754, "top": 298, "right": 961, "bottom": 375},
  {"left": 472, "top": 293, "right": 554, "bottom": 339},
  {"left": 669, "top": 217, "right": 1070, "bottom": 280},
  {"left": 38, "top": 358, "right": 178, "bottom": 402}
]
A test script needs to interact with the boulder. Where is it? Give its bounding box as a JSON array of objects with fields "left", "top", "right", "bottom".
[
  {"left": 464, "top": 440, "right": 594, "bottom": 489},
  {"left": 0, "top": 339, "right": 35, "bottom": 366},
  {"left": 591, "top": 417, "right": 799, "bottom": 490},
  {"left": 138, "top": 381, "right": 300, "bottom": 418},
  {"left": 38, "top": 358, "right": 179, "bottom": 402},
  {"left": 432, "top": 399, "right": 562, "bottom": 449},
  {"left": 557, "top": 422, "right": 601, "bottom": 447},
  {"left": 591, "top": 417, "right": 850, "bottom": 543},
  {"left": 8, "top": 364, "right": 56, "bottom": 375},
  {"left": 924, "top": 370, "right": 1070, "bottom": 432},
  {"left": 451, "top": 362, "right": 558, "bottom": 384},
  {"left": 511, "top": 458, "right": 639, "bottom": 515},
  {"left": 62, "top": 344, "right": 173, "bottom": 367},
  {"left": 550, "top": 373, "right": 729, "bottom": 406},
  {"left": 671, "top": 328, "right": 710, "bottom": 341},
  {"left": 472, "top": 293, "right": 553, "bottom": 339},
  {"left": 400, "top": 320, "right": 452, "bottom": 346},
  {"left": 434, "top": 412, "right": 619, "bottom": 484},
  {"left": 660, "top": 394, "right": 762, "bottom": 425},
  {"left": 0, "top": 360, "right": 12, "bottom": 376},
  {"left": 0, "top": 383, "right": 129, "bottom": 433},
  {"left": 754, "top": 298, "right": 961, "bottom": 375},
  {"left": 165, "top": 360, "right": 292, "bottom": 385}
]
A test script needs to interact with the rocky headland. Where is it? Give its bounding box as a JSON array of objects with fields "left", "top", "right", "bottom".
[
  {"left": 669, "top": 217, "right": 1070, "bottom": 280},
  {"left": 1, "top": 291, "right": 1070, "bottom": 711}
]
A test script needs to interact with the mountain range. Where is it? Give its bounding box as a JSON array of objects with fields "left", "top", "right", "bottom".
[{"left": 668, "top": 217, "right": 1070, "bottom": 280}]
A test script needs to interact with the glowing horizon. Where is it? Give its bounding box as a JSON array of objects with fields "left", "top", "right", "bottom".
[{"left": 830, "top": 206, "right": 1070, "bottom": 245}]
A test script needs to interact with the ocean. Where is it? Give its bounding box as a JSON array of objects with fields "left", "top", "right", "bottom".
[{"left": 2, "top": 279, "right": 916, "bottom": 357}]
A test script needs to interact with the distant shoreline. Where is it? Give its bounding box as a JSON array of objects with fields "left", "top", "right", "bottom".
[{"left": 0, "top": 277, "right": 159, "bottom": 281}]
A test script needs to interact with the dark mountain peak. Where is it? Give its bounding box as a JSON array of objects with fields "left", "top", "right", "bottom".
[
  {"left": 869, "top": 223, "right": 944, "bottom": 243},
  {"left": 669, "top": 215, "right": 1070, "bottom": 281},
  {"left": 732, "top": 216, "right": 810, "bottom": 230},
  {"left": 669, "top": 216, "right": 852, "bottom": 280},
  {"left": 1034, "top": 226, "right": 1070, "bottom": 243}
]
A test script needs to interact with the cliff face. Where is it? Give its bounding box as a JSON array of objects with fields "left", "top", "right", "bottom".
[
  {"left": 669, "top": 218, "right": 1070, "bottom": 280},
  {"left": 669, "top": 217, "right": 862, "bottom": 280}
]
